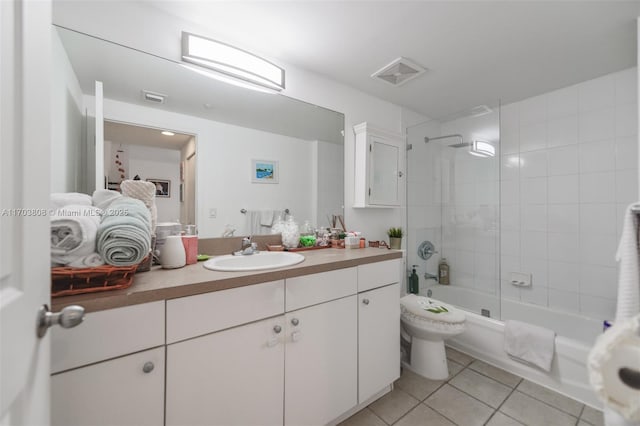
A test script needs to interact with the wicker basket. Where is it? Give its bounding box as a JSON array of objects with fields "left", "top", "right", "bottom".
[{"left": 51, "top": 263, "right": 140, "bottom": 298}]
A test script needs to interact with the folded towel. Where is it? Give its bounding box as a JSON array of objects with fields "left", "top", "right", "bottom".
[
  {"left": 50, "top": 205, "right": 102, "bottom": 266},
  {"left": 615, "top": 203, "right": 640, "bottom": 323},
  {"left": 504, "top": 320, "right": 555, "bottom": 372},
  {"left": 97, "top": 198, "right": 152, "bottom": 266},
  {"left": 120, "top": 180, "right": 157, "bottom": 232},
  {"left": 67, "top": 252, "right": 105, "bottom": 268},
  {"left": 50, "top": 192, "right": 92, "bottom": 212},
  {"left": 260, "top": 210, "right": 275, "bottom": 227},
  {"left": 92, "top": 189, "right": 122, "bottom": 210}
]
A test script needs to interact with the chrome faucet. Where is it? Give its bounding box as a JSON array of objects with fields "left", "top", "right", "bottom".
[
  {"left": 233, "top": 236, "right": 258, "bottom": 255},
  {"left": 424, "top": 272, "right": 438, "bottom": 282}
]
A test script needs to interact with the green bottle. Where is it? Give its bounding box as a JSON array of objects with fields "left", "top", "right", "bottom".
[{"left": 409, "top": 265, "right": 420, "bottom": 294}]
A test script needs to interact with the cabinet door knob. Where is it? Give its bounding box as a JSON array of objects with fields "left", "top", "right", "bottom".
[
  {"left": 142, "top": 362, "right": 154, "bottom": 373},
  {"left": 362, "top": 299, "right": 370, "bottom": 305},
  {"left": 273, "top": 325, "right": 282, "bottom": 334},
  {"left": 290, "top": 318, "right": 299, "bottom": 326}
]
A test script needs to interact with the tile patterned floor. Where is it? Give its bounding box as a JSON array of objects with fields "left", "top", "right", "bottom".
[{"left": 339, "top": 347, "right": 604, "bottom": 426}]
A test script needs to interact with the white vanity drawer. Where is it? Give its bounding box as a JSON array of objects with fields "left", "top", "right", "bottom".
[
  {"left": 286, "top": 267, "right": 357, "bottom": 311},
  {"left": 357, "top": 258, "right": 402, "bottom": 292},
  {"left": 166, "top": 280, "right": 285, "bottom": 343},
  {"left": 51, "top": 301, "right": 165, "bottom": 374}
]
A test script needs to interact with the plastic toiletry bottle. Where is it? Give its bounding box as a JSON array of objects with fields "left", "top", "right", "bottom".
[
  {"left": 409, "top": 266, "right": 420, "bottom": 294},
  {"left": 438, "top": 258, "right": 450, "bottom": 285}
]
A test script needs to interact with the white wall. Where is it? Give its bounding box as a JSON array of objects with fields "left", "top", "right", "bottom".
[
  {"left": 53, "top": 0, "right": 405, "bottom": 241},
  {"left": 499, "top": 67, "right": 638, "bottom": 323},
  {"left": 180, "top": 137, "right": 196, "bottom": 225},
  {"left": 51, "top": 27, "right": 83, "bottom": 192}
]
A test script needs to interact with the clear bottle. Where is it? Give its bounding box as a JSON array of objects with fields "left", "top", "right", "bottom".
[{"left": 438, "top": 258, "right": 450, "bottom": 285}]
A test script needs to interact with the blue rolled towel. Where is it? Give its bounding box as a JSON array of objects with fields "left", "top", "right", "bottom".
[{"left": 97, "top": 197, "right": 152, "bottom": 266}]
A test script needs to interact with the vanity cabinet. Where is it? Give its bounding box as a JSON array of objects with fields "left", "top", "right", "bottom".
[{"left": 353, "top": 122, "right": 404, "bottom": 208}]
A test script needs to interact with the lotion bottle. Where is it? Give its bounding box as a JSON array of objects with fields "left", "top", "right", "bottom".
[{"left": 438, "top": 258, "right": 450, "bottom": 285}]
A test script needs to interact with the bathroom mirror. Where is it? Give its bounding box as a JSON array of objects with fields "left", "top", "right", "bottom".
[{"left": 53, "top": 26, "right": 345, "bottom": 237}]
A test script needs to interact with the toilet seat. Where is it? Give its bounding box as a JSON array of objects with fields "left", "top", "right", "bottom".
[{"left": 400, "top": 294, "right": 465, "bottom": 333}]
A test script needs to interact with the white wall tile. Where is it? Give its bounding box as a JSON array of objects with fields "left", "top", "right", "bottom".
[
  {"left": 580, "top": 203, "right": 617, "bottom": 236},
  {"left": 547, "top": 115, "right": 578, "bottom": 148},
  {"left": 501, "top": 179, "right": 519, "bottom": 205},
  {"left": 521, "top": 177, "right": 547, "bottom": 205},
  {"left": 548, "top": 289, "right": 580, "bottom": 314},
  {"left": 579, "top": 172, "right": 615, "bottom": 203},
  {"left": 579, "top": 139, "right": 615, "bottom": 173},
  {"left": 579, "top": 264, "right": 618, "bottom": 299},
  {"left": 520, "top": 151, "right": 548, "bottom": 178},
  {"left": 501, "top": 154, "right": 521, "bottom": 181},
  {"left": 521, "top": 204, "right": 547, "bottom": 232},
  {"left": 615, "top": 104, "right": 637, "bottom": 137},
  {"left": 547, "top": 232, "right": 579, "bottom": 263},
  {"left": 617, "top": 203, "right": 631, "bottom": 239},
  {"left": 501, "top": 230, "right": 520, "bottom": 256},
  {"left": 521, "top": 231, "right": 547, "bottom": 260},
  {"left": 547, "top": 145, "right": 579, "bottom": 176},
  {"left": 501, "top": 204, "right": 520, "bottom": 230},
  {"left": 548, "top": 204, "right": 579, "bottom": 234},
  {"left": 615, "top": 169, "right": 638, "bottom": 205},
  {"left": 615, "top": 136, "right": 639, "bottom": 170},
  {"left": 579, "top": 108, "right": 615, "bottom": 143},
  {"left": 500, "top": 127, "right": 520, "bottom": 155},
  {"left": 547, "top": 86, "right": 578, "bottom": 120},
  {"left": 579, "top": 294, "right": 616, "bottom": 320},
  {"left": 548, "top": 175, "right": 579, "bottom": 204},
  {"left": 455, "top": 183, "right": 476, "bottom": 205},
  {"left": 501, "top": 255, "right": 521, "bottom": 279},
  {"left": 580, "top": 233, "right": 617, "bottom": 267},
  {"left": 475, "top": 252, "right": 497, "bottom": 278},
  {"left": 614, "top": 68, "right": 637, "bottom": 106},
  {"left": 520, "top": 95, "right": 547, "bottom": 125},
  {"left": 520, "top": 122, "right": 546, "bottom": 152},
  {"left": 476, "top": 182, "right": 498, "bottom": 205},
  {"left": 578, "top": 74, "right": 615, "bottom": 113},
  {"left": 501, "top": 279, "right": 521, "bottom": 301},
  {"left": 520, "top": 285, "right": 548, "bottom": 306},
  {"left": 548, "top": 261, "right": 579, "bottom": 292}
]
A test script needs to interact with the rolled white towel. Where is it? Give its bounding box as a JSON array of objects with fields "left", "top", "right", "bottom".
[
  {"left": 92, "top": 189, "right": 122, "bottom": 210},
  {"left": 67, "top": 253, "right": 105, "bottom": 268},
  {"left": 120, "top": 180, "right": 156, "bottom": 208},
  {"left": 51, "top": 205, "right": 102, "bottom": 265},
  {"left": 50, "top": 192, "right": 92, "bottom": 211}
]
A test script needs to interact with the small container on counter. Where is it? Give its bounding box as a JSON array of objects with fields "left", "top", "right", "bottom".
[
  {"left": 161, "top": 235, "right": 186, "bottom": 269},
  {"left": 182, "top": 235, "right": 198, "bottom": 265}
]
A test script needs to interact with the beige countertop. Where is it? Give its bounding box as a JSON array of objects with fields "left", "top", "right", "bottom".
[{"left": 52, "top": 248, "right": 403, "bottom": 313}]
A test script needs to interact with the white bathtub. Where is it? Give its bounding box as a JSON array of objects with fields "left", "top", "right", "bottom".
[{"left": 423, "top": 286, "right": 603, "bottom": 408}]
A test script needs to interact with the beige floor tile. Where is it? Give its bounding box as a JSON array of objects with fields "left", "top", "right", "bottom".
[
  {"left": 449, "top": 368, "right": 512, "bottom": 408},
  {"left": 394, "top": 404, "right": 456, "bottom": 426},
  {"left": 445, "top": 346, "right": 475, "bottom": 366},
  {"left": 338, "top": 408, "right": 386, "bottom": 426},
  {"left": 486, "top": 411, "right": 525, "bottom": 426},
  {"left": 448, "top": 360, "right": 464, "bottom": 378},
  {"left": 578, "top": 421, "right": 592, "bottom": 426},
  {"left": 516, "top": 380, "right": 583, "bottom": 416},
  {"left": 425, "top": 384, "right": 494, "bottom": 426},
  {"left": 395, "top": 369, "right": 444, "bottom": 401},
  {"left": 468, "top": 360, "right": 522, "bottom": 388},
  {"left": 500, "top": 391, "right": 578, "bottom": 426},
  {"left": 580, "top": 405, "right": 604, "bottom": 426},
  {"left": 368, "top": 388, "right": 419, "bottom": 425}
]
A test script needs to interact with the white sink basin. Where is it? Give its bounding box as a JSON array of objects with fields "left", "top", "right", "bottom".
[{"left": 203, "top": 251, "right": 305, "bottom": 272}]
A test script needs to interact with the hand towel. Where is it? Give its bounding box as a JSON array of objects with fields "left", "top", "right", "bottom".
[
  {"left": 97, "top": 197, "right": 152, "bottom": 266},
  {"left": 67, "top": 252, "right": 105, "bottom": 268},
  {"left": 92, "top": 189, "right": 122, "bottom": 210},
  {"left": 120, "top": 179, "right": 157, "bottom": 233},
  {"left": 615, "top": 203, "right": 640, "bottom": 323},
  {"left": 50, "top": 192, "right": 92, "bottom": 212},
  {"left": 260, "top": 210, "right": 275, "bottom": 227},
  {"left": 504, "top": 320, "right": 555, "bottom": 372},
  {"left": 50, "top": 205, "right": 102, "bottom": 266}
]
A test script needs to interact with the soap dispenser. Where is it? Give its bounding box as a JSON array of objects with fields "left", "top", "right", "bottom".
[
  {"left": 408, "top": 265, "right": 420, "bottom": 294},
  {"left": 438, "top": 258, "right": 450, "bottom": 285}
]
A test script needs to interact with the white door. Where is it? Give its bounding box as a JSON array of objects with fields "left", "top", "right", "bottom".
[
  {"left": 94, "top": 81, "right": 104, "bottom": 192},
  {"left": 0, "top": 0, "right": 53, "bottom": 424},
  {"left": 284, "top": 296, "right": 358, "bottom": 426}
]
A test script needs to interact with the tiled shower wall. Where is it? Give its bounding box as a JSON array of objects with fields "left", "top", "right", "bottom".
[{"left": 499, "top": 67, "right": 638, "bottom": 322}]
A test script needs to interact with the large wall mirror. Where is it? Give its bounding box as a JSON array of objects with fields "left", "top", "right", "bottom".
[{"left": 53, "top": 26, "right": 345, "bottom": 238}]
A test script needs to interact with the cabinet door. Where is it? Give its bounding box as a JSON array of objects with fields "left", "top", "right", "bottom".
[
  {"left": 369, "top": 137, "right": 400, "bottom": 206},
  {"left": 166, "top": 316, "right": 285, "bottom": 426},
  {"left": 359, "top": 283, "right": 400, "bottom": 402},
  {"left": 51, "top": 347, "right": 165, "bottom": 426},
  {"left": 285, "top": 295, "right": 357, "bottom": 425}
]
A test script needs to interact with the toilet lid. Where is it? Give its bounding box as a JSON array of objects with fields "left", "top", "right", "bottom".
[{"left": 400, "top": 294, "right": 465, "bottom": 324}]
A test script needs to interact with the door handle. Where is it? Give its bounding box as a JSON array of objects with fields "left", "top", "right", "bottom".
[{"left": 36, "top": 304, "right": 85, "bottom": 338}]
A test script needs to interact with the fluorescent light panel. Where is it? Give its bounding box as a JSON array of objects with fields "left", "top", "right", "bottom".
[
  {"left": 469, "top": 140, "right": 495, "bottom": 157},
  {"left": 182, "top": 32, "right": 285, "bottom": 91}
]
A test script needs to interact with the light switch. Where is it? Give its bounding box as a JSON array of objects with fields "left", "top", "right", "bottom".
[
  {"left": 509, "top": 272, "right": 532, "bottom": 287},
  {"left": 209, "top": 208, "right": 217, "bottom": 218}
]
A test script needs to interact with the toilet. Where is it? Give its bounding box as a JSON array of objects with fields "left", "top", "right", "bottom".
[{"left": 400, "top": 294, "right": 466, "bottom": 380}]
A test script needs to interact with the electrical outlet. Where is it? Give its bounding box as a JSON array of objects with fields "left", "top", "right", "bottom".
[{"left": 209, "top": 208, "right": 217, "bottom": 219}]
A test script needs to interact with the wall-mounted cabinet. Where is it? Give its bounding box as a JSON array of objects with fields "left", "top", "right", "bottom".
[{"left": 353, "top": 122, "right": 404, "bottom": 208}]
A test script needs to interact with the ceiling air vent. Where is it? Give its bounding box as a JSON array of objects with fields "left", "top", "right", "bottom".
[
  {"left": 371, "top": 57, "right": 426, "bottom": 87},
  {"left": 469, "top": 105, "right": 493, "bottom": 117},
  {"left": 142, "top": 90, "right": 167, "bottom": 104}
]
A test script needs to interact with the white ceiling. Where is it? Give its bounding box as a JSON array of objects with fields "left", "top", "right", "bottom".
[
  {"left": 104, "top": 121, "right": 192, "bottom": 150},
  {"left": 150, "top": 1, "right": 640, "bottom": 120}
]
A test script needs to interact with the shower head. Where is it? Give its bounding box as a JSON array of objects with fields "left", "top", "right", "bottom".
[
  {"left": 424, "top": 134, "right": 495, "bottom": 157},
  {"left": 448, "top": 142, "right": 472, "bottom": 148}
]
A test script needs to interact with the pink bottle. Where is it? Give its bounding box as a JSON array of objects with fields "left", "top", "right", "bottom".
[{"left": 182, "top": 235, "right": 198, "bottom": 265}]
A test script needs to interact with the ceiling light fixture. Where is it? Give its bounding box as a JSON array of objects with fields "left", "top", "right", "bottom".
[
  {"left": 161, "top": 131, "right": 175, "bottom": 136},
  {"left": 181, "top": 31, "right": 285, "bottom": 92},
  {"left": 469, "top": 139, "right": 495, "bottom": 158}
]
